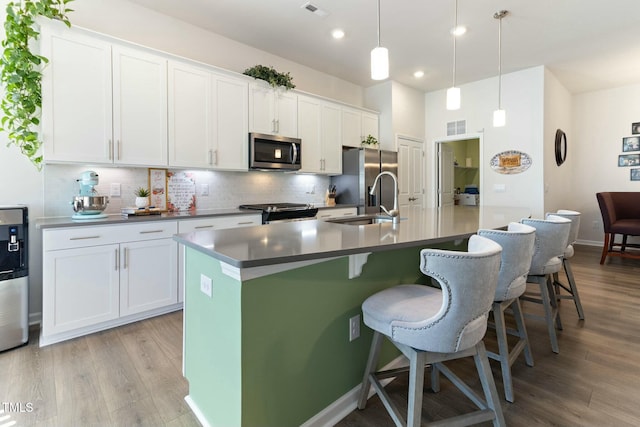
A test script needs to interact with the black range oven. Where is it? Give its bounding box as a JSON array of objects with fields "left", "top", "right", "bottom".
[{"left": 239, "top": 203, "right": 318, "bottom": 224}]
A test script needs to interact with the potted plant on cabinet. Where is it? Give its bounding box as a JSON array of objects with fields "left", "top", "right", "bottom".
[
  {"left": 243, "top": 65, "right": 295, "bottom": 90},
  {"left": 134, "top": 187, "right": 150, "bottom": 209},
  {"left": 361, "top": 134, "right": 379, "bottom": 148}
]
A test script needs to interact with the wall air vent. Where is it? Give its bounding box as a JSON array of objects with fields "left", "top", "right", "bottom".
[
  {"left": 301, "top": 2, "right": 329, "bottom": 17},
  {"left": 446, "top": 120, "right": 467, "bottom": 136}
]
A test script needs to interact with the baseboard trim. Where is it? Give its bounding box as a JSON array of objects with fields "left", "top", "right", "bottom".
[
  {"left": 300, "top": 355, "right": 407, "bottom": 427},
  {"left": 576, "top": 240, "right": 602, "bottom": 247},
  {"left": 185, "top": 395, "right": 211, "bottom": 427}
]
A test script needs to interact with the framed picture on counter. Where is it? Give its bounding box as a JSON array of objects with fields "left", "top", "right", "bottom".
[
  {"left": 632, "top": 169, "right": 640, "bottom": 181},
  {"left": 148, "top": 168, "right": 168, "bottom": 211},
  {"left": 632, "top": 122, "right": 640, "bottom": 135}
]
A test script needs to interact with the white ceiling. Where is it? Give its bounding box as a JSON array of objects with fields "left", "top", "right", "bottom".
[{"left": 126, "top": 0, "right": 640, "bottom": 94}]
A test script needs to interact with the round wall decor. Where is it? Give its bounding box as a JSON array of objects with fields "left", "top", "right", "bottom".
[{"left": 555, "top": 129, "right": 567, "bottom": 166}]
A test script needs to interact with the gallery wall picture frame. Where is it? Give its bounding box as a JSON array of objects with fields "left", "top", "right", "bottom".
[
  {"left": 618, "top": 154, "right": 640, "bottom": 167},
  {"left": 632, "top": 122, "right": 640, "bottom": 135},
  {"left": 631, "top": 169, "right": 640, "bottom": 181},
  {"left": 148, "top": 168, "right": 168, "bottom": 211},
  {"left": 622, "top": 136, "right": 640, "bottom": 152}
]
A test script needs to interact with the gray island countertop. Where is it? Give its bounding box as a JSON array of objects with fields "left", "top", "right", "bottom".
[{"left": 174, "top": 205, "right": 531, "bottom": 268}]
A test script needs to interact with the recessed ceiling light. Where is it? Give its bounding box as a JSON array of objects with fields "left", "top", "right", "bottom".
[
  {"left": 331, "top": 29, "right": 345, "bottom": 39},
  {"left": 451, "top": 25, "right": 467, "bottom": 36},
  {"left": 413, "top": 70, "right": 425, "bottom": 78}
]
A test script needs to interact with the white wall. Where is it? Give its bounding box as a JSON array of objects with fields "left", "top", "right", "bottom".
[
  {"left": 572, "top": 83, "right": 640, "bottom": 244},
  {"left": 425, "top": 66, "right": 546, "bottom": 217},
  {"left": 364, "top": 81, "right": 425, "bottom": 150},
  {"left": 543, "top": 69, "right": 574, "bottom": 214}
]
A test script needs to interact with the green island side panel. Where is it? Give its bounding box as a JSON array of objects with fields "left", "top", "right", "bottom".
[
  {"left": 184, "top": 247, "right": 243, "bottom": 427},
  {"left": 184, "top": 240, "right": 466, "bottom": 427}
]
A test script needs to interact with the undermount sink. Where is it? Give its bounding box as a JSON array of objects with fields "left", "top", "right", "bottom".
[{"left": 325, "top": 214, "right": 395, "bottom": 226}]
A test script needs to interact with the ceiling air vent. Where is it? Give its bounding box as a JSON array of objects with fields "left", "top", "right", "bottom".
[
  {"left": 446, "top": 120, "right": 466, "bottom": 136},
  {"left": 301, "top": 2, "right": 329, "bottom": 17}
]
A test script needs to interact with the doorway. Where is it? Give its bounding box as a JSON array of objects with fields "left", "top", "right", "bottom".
[
  {"left": 397, "top": 135, "right": 424, "bottom": 217},
  {"left": 435, "top": 135, "right": 482, "bottom": 208}
]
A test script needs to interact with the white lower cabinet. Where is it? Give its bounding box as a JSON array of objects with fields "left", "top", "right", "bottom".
[
  {"left": 41, "top": 221, "right": 179, "bottom": 346},
  {"left": 316, "top": 207, "right": 358, "bottom": 220},
  {"left": 120, "top": 238, "right": 177, "bottom": 316}
]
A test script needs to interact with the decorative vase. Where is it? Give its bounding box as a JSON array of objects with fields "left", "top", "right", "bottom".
[{"left": 135, "top": 197, "right": 149, "bottom": 209}]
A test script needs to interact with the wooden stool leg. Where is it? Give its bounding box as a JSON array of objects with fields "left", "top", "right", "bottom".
[
  {"left": 407, "top": 350, "right": 427, "bottom": 427},
  {"left": 492, "top": 301, "right": 514, "bottom": 402},
  {"left": 357, "top": 331, "right": 383, "bottom": 410},
  {"left": 538, "top": 275, "right": 560, "bottom": 353},
  {"left": 564, "top": 258, "right": 585, "bottom": 320},
  {"left": 474, "top": 341, "right": 506, "bottom": 427},
  {"left": 511, "top": 298, "right": 534, "bottom": 367}
]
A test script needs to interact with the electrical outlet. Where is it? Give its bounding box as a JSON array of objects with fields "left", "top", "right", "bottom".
[
  {"left": 200, "top": 274, "right": 212, "bottom": 298},
  {"left": 199, "top": 183, "right": 209, "bottom": 196},
  {"left": 349, "top": 315, "right": 361, "bottom": 341}
]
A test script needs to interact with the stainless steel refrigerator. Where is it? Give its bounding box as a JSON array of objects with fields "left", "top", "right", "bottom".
[{"left": 331, "top": 148, "right": 398, "bottom": 215}]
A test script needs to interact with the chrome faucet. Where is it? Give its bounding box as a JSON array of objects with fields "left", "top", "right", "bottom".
[{"left": 369, "top": 171, "right": 400, "bottom": 223}]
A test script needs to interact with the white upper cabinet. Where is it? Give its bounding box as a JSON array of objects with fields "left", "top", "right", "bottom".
[
  {"left": 41, "top": 27, "right": 113, "bottom": 163},
  {"left": 168, "top": 61, "right": 212, "bottom": 168},
  {"left": 112, "top": 46, "right": 168, "bottom": 166},
  {"left": 298, "top": 96, "right": 342, "bottom": 175},
  {"left": 42, "top": 25, "right": 168, "bottom": 166},
  {"left": 212, "top": 75, "right": 249, "bottom": 170},
  {"left": 249, "top": 82, "right": 297, "bottom": 137},
  {"left": 168, "top": 61, "right": 248, "bottom": 170},
  {"left": 341, "top": 107, "right": 379, "bottom": 148}
]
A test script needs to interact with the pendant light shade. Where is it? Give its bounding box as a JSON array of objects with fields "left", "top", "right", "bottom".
[
  {"left": 371, "top": 0, "right": 389, "bottom": 80},
  {"left": 493, "top": 109, "right": 506, "bottom": 127},
  {"left": 371, "top": 46, "right": 389, "bottom": 80},
  {"left": 493, "top": 10, "right": 508, "bottom": 127},
  {"left": 446, "top": 0, "right": 461, "bottom": 110},
  {"left": 446, "top": 87, "right": 461, "bottom": 110}
]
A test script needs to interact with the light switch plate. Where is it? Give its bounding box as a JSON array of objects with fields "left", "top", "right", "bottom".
[
  {"left": 110, "top": 183, "right": 121, "bottom": 197},
  {"left": 199, "top": 184, "right": 209, "bottom": 196},
  {"left": 200, "top": 274, "right": 212, "bottom": 297},
  {"left": 493, "top": 184, "right": 506, "bottom": 193}
]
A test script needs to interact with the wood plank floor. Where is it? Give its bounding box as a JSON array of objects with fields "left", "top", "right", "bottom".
[{"left": 0, "top": 245, "right": 638, "bottom": 426}]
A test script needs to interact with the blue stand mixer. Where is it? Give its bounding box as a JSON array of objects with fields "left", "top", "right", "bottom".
[{"left": 71, "top": 171, "right": 109, "bottom": 220}]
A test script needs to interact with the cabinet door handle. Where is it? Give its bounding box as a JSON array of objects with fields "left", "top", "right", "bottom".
[
  {"left": 115, "top": 248, "right": 119, "bottom": 271},
  {"left": 123, "top": 247, "right": 128, "bottom": 269},
  {"left": 319, "top": 214, "right": 331, "bottom": 218},
  {"left": 272, "top": 119, "right": 276, "bottom": 133},
  {"left": 408, "top": 197, "right": 417, "bottom": 201},
  {"left": 237, "top": 221, "right": 254, "bottom": 225},
  {"left": 208, "top": 150, "right": 213, "bottom": 165},
  {"left": 213, "top": 149, "right": 218, "bottom": 166},
  {"left": 70, "top": 235, "right": 101, "bottom": 241},
  {"left": 117, "top": 140, "right": 121, "bottom": 160},
  {"left": 343, "top": 212, "right": 355, "bottom": 217},
  {"left": 276, "top": 119, "right": 280, "bottom": 133},
  {"left": 108, "top": 139, "right": 113, "bottom": 161},
  {"left": 195, "top": 225, "right": 214, "bottom": 229},
  {"left": 139, "top": 230, "right": 163, "bottom": 234}
]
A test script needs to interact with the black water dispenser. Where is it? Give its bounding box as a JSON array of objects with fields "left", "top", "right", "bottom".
[{"left": 0, "top": 206, "right": 28, "bottom": 351}]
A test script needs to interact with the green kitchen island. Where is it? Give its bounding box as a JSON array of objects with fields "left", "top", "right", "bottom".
[{"left": 173, "top": 206, "right": 530, "bottom": 427}]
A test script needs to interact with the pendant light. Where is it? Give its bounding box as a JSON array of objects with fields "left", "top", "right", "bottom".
[
  {"left": 493, "top": 10, "right": 508, "bottom": 127},
  {"left": 371, "top": 0, "right": 389, "bottom": 80},
  {"left": 446, "top": 0, "right": 461, "bottom": 110}
]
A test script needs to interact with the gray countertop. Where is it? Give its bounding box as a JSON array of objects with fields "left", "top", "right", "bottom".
[
  {"left": 174, "top": 205, "right": 531, "bottom": 268},
  {"left": 35, "top": 204, "right": 358, "bottom": 229}
]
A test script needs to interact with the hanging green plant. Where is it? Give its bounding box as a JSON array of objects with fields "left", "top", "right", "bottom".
[
  {"left": 243, "top": 64, "right": 295, "bottom": 90},
  {"left": 0, "top": 0, "right": 74, "bottom": 169}
]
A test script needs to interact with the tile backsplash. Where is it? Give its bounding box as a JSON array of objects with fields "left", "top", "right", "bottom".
[{"left": 44, "top": 164, "right": 330, "bottom": 217}]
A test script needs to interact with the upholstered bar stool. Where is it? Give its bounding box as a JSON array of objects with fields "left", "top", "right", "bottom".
[
  {"left": 357, "top": 235, "right": 505, "bottom": 427},
  {"left": 547, "top": 210, "right": 585, "bottom": 320},
  {"left": 520, "top": 216, "right": 571, "bottom": 354},
  {"left": 477, "top": 222, "right": 536, "bottom": 403}
]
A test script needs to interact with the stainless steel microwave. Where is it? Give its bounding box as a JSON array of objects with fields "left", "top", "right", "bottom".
[{"left": 249, "top": 133, "right": 302, "bottom": 171}]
